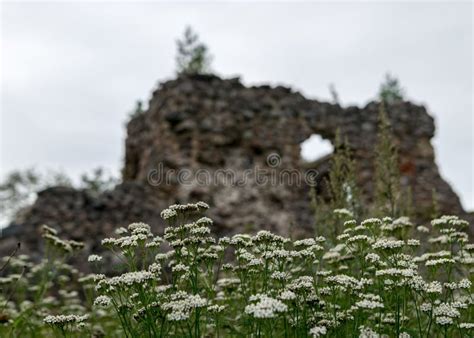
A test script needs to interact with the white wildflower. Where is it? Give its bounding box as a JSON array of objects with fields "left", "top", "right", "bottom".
[
  {"left": 425, "top": 281, "right": 442, "bottom": 294},
  {"left": 420, "top": 303, "right": 432, "bottom": 312},
  {"left": 87, "top": 254, "right": 102, "bottom": 263},
  {"left": 106, "top": 271, "right": 153, "bottom": 287},
  {"left": 279, "top": 290, "right": 297, "bottom": 301},
  {"left": 208, "top": 304, "right": 226, "bottom": 313},
  {"left": 44, "top": 314, "right": 88, "bottom": 326},
  {"left": 271, "top": 271, "right": 288, "bottom": 281},
  {"left": 416, "top": 226, "right": 430, "bottom": 233},
  {"left": 433, "top": 302, "right": 460, "bottom": 324},
  {"left": 172, "top": 263, "right": 189, "bottom": 274},
  {"left": 355, "top": 299, "right": 384, "bottom": 309},
  {"left": 128, "top": 222, "right": 151, "bottom": 235},
  {"left": 333, "top": 208, "right": 353, "bottom": 218},
  {"left": 435, "top": 316, "right": 453, "bottom": 325},
  {"left": 148, "top": 262, "right": 161, "bottom": 274},
  {"left": 245, "top": 295, "right": 288, "bottom": 318},
  {"left": 365, "top": 253, "right": 380, "bottom": 263},
  {"left": 94, "top": 295, "right": 111, "bottom": 307},
  {"left": 425, "top": 258, "right": 455, "bottom": 267},
  {"left": 359, "top": 326, "right": 379, "bottom": 338},
  {"left": 115, "top": 227, "right": 128, "bottom": 235},
  {"left": 161, "top": 208, "right": 177, "bottom": 220},
  {"left": 361, "top": 218, "right": 382, "bottom": 227},
  {"left": 309, "top": 325, "right": 327, "bottom": 337},
  {"left": 458, "top": 279, "right": 471, "bottom": 289},
  {"left": 294, "top": 238, "right": 316, "bottom": 247},
  {"left": 406, "top": 239, "right": 420, "bottom": 246},
  {"left": 372, "top": 239, "right": 404, "bottom": 250}
]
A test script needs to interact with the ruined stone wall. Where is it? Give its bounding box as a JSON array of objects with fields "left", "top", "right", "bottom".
[
  {"left": 123, "top": 74, "right": 464, "bottom": 226},
  {"left": 1, "top": 74, "right": 468, "bottom": 262}
]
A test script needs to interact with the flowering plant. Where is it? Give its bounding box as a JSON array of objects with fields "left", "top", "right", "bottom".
[{"left": 0, "top": 203, "right": 472, "bottom": 337}]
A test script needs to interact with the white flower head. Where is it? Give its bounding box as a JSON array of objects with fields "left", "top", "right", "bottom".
[
  {"left": 94, "top": 295, "right": 111, "bottom": 307},
  {"left": 87, "top": 254, "right": 103, "bottom": 263},
  {"left": 310, "top": 325, "right": 327, "bottom": 337},
  {"left": 245, "top": 295, "right": 288, "bottom": 318}
]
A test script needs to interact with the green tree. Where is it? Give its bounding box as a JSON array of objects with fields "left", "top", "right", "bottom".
[
  {"left": 80, "top": 167, "right": 118, "bottom": 195},
  {"left": 0, "top": 167, "right": 119, "bottom": 227},
  {"left": 0, "top": 168, "right": 71, "bottom": 226},
  {"left": 176, "top": 26, "right": 212, "bottom": 75},
  {"left": 378, "top": 73, "right": 404, "bottom": 104},
  {"left": 374, "top": 106, "right": 401, "bottom": 217}
]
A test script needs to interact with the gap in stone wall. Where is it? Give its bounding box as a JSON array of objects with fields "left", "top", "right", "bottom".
[{"left": 300, "top": 134, "right": 334, "bottom": 162}]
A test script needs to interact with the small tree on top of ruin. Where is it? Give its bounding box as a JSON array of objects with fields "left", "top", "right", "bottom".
[
  {"left": 378, "top": 73, "right": 404, "bottom": 104},
  {"left": 175, "top": 26, "right": 212, "bottom": 75}
]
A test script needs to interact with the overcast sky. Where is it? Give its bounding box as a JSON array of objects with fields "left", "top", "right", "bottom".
[{"left": 1, "top": 1, "right": 473, "bottom": 210}]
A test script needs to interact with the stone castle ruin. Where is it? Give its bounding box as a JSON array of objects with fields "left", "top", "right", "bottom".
[{"left": 1, "top": 74, "right": 470, "bottom": 259}]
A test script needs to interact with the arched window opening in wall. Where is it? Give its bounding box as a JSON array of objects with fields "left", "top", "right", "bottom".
[{"left": 300, "top": 134, "right": 334, "bottom": 162}]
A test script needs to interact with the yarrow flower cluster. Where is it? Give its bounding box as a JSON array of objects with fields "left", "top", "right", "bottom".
[
  {"left": 355, "top": 294, "right": 384, "bottom": 310},
  {"left": 87, "top": 254, "right": 102, "bottom": 262},
  {"left": 333, "top": 208, "right": 354, "bottom": 218},
  {"left": 100, "top": 271, "right": 154, "bottom": 289},
  {"left": 93, "top": 295, "right": 111, "bottom": 307},
  {"left": 244, "top": 294, "right": 288, "bottom": 318},
  {"left": 163, "top": 293, "right": 208, "bottom": 321},
  {"left": 41, "top": 224, "right": 84, "bottom": 253},
  {"left": 372, "top": 238, "right": 405, "bottom": 250},
  {"left": 44, "top": 314, "right": 88, "bottom": 326},
  {"left": 310, "top": 325, "right": 327, "bottom": 337}
]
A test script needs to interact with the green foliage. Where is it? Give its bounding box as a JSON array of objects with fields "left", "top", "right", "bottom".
[
  {"left": 175, "top": 26, "right": 212, "bottom": 75},
  {"left": 327, "top": 131, "right": 360, "bottom": 214},
  {"left": 80, "top": 167, "right": 118, "bottom": 196},
  {"left": 374, "top": 106, "right": 401, "bottom": 218},
  {"left": 1, "top": 203, "right": 472, "bottom": 337},
  {"left": 378, "top": 73, "right": 404, "bottom": 104},
  {"left": 399, "top": 185, "right": 414, "bottom": 219},
  {"left": 0, "top": 167, "right": 118, "bottom": 226},
  {"left": 309, "top": 185, "right": 320, "bottom": 234},
  {"left": 430, "top": 188, "right": 441, "bottom": 219},
  {"left": 0, "top": 225, "right": 84, "bottom": 337},
  {"left": 312, "top": 131, "right": 361, "bottom": 241},
  {"left": 129, "top": 100, "right": 145, "bottom": 119},
  {"left": 0, "top": 169, "right": 71, "bottom": 226}
]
